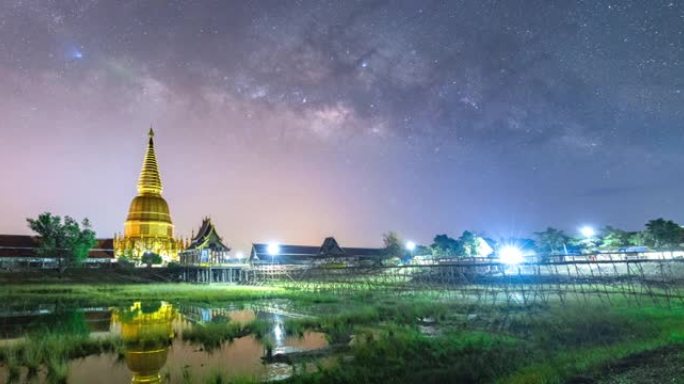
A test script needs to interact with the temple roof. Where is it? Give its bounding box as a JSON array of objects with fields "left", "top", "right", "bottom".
[
  {"left": 250, "top": 237, "right": 384, "bottom": 264},
  {"left": 124, "top": 129, "right": 175, "bottom": 239},
  {"left": 0, "top": 235, "right": 114, "bottom": 259},
  {"left": 137, "top": 128, "right": 163, "bottom": 195},
  {"left": 186, "top": 218, "right": 230, "bottom": 252}
]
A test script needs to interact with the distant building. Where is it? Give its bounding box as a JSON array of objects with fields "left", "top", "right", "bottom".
[
  {"left": 250, "top": 237, "right": 385, "bottom": 267},
  {"left": 114, "top": 129, "right": 184, "bottom": 263},
  {"left": 0, "top": 235, "right": 114, "bottom": 269},
  {"left": 180, "top": 218, "right": 238, "bottom": 265}
]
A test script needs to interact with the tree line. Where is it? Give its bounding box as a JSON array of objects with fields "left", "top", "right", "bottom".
[
  {"left": 25, "top": 212, "right": 684, "bottom": 268},
  {"left": 383, "top": 218, "right": 684, "bottom": 259}
]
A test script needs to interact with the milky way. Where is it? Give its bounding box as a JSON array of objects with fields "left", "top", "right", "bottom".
[{"left": 0, "top": 1, "right": 682, "bottom": 252}]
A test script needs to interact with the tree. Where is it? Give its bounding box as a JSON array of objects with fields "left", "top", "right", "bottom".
[
  {"left": 141, "top": 252, "right": 163, "bottom": 268},
  {"left": 64, "top": 217, "right": 96, "bottom": 264},
  {"left": 27, "top": 212, "right": 96, "bottom": 270},
  {"left": 457, "top": 231, "right": 479, "bottom": 258},
  {"left": 534, "top": 227, "right": 571, "bottom": 255},
  {"left": 26, "top": 212, "right": 63, "bottom": 261},
  {"left": 413, "top": 244, "right": 432, "bottom": 257},
  {"left": 644, "top": 218, "right": 683, "bottom": 250},
  {"left": 600, "top": 226, "right": 631, "bottom": 251},
  {"left": 430, "top": 234, "right": 462, "bottom": 257},
  {"left": 628, "top": 231, "right": 647, "bottom": 247},
  {"left": 574, "top": 235, "right": 599, "bottom": 254},
  {"left": 382, "top": 232, "right": 403, "bottom": 258}
]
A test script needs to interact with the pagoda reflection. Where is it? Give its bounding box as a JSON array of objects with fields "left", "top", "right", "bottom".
[{"left": 111, "top": 302, "right": 176, "bottom": 384}]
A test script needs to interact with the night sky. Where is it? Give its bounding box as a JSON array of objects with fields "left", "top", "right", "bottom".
[{"left": 1, "top": 1, "right": 682, "bottom": 253}]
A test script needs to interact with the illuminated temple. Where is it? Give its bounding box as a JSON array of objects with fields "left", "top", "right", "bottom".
[
  {"left": 114, "top": 129, "right": 184, "bottom": 263},
  {"left": 180, "top": 218, "right": 233, "bottom": 265}
]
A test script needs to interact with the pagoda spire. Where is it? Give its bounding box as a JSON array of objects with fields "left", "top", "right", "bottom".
[{"left": 136, "top": 127, "right": 163, "bottom": 195}]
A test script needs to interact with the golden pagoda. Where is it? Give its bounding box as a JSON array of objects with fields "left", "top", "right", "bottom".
[{"left": 114, "top": 129, "right": 184, "bottom": 263}]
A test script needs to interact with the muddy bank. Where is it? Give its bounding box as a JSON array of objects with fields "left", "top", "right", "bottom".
[{"left": 569, "top": 345, "right": 684, "bottom": 384}]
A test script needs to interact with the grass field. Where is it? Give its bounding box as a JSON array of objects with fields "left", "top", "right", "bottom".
[
  {"left": 0, "top": 283, "right": 330, "bottom": 306},
  {"left": 0, "top": 283, "right": 683, "bottom": 383}
]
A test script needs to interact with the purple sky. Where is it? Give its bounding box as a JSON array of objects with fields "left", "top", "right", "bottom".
[{"left": 1, "top": 1, "right": 682, "bottom": 253}]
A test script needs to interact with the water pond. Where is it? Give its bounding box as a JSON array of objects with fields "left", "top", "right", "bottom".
[{"left": 0, "top": 301, "right": 330, "bottom": 383}]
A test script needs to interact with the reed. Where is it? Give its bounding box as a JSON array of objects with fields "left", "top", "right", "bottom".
[{"left": 182, "top": 319, "right": 271, "bottom": 351}]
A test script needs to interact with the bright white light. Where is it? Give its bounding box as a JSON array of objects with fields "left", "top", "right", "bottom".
[
  {"left": 235, "top": 251, "right": 245, "bottom": 259},
  {"left": 274, "top": 323, "right": 283, "bottom": 342},
  {"left": 580, "top": 226, "right": 595, "bottom": 238},
  {"left": 499, "top": 245, "right": 524, "bottom": 265},
  {"left": 405, "top": 241, "right": 416, "bottom": 251},
  {"left": 267, "top": 243, "right": 280, "bottom": 256},
  {"left": 273, "top": 317, "right": 284, "bottom": 344}
]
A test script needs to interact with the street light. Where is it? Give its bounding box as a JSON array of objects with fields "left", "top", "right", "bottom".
[
  {"left": 579, "top": 226, "right": 598, "bottom": 256},
  {"left": 267, "top": 242, "right": 280, "bottom": 256},
  {"left": 405, "top": 241, "right": 416, "bottom": 252},
  {"left": 580, "top": 226, "right": 595, "bottom": 238},
  {"left": 499, "top": 245, "right": 524, "bottom": 265}
]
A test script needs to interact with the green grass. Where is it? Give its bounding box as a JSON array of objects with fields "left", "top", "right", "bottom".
[
  {"left": 202, "top": 371, "right": 257, "bottom": 384},
  {"left": 0, "top": 283, "right": 683, "bottom": 383},
  {"left": 501, "top": 303, "right": 684, "bottom": 383},
  {"left": 0, "top": 283, "right": 341, "bottom": 307},
  {"left": 278, "top": 292, "right": 684, "bottom": 384},
  {"left": 0, "top": 331, "right": 123, "bottom": 383},
  {"left": 46, "top": 354, "right": 69, "bottom": 384},
  {"left": 284, "top": 327, "right": 522, "bottom": 384},
  {"left": 4, "top": 348, "right": 21, "bottom": 383},
  {"left": 284, "top": 305, "right": 380, "bottom": 344},
  {"left": 182, "top": 319, "right": 271, "bottom": 351},
  {"left": 0, "top": 333, "right": 123, "bottom": 362}
]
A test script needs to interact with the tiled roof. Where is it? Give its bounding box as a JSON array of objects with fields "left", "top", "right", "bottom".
[
  {"left": 185, "top": 218, "right": 230, "bottom": 252},
  {"left": 250, "top": 237, "right": 384, "bottom": 264},
  {"left": 0, "top": 235, "right": 114, "bottom": 259}
]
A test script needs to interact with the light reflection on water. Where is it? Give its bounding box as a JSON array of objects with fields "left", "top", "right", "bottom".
[{"left": 0, "top": 302, "right": 328, "bottom": 383}]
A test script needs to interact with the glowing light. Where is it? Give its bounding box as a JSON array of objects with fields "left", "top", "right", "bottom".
[
  {"left": 274, "top": 322, "right": 283, "bottom": 342},
  {"left": 273, "top": 316, "right": 284, "bottom": 344},
  {"left": 235, "top": 251, "right": 245, "bottom": 259},
  {"left": 499, "top": 245, "right": 524, "bottom": 265},
  {"left": 68, "top": 47, "right": 84, "bottom": 60},
  {"left": 405, "top": 241, "right": 416, "bottom": 251},
  {"left": 267, "top": 242, "right": 280, "bottom": 256},
  {"left": 580, "top": 226, "right": 595, "bottom": 238}
]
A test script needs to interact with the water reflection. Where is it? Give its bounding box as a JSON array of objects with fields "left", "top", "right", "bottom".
[
  {"left": 0, "top": 306, "right": 111, "bottom": 343},
  {"left": 0, "top": 302, "right": 329, "bottom": 383},
  {"left": 111, "top": 302, "right": 176, "bottom": 384}
]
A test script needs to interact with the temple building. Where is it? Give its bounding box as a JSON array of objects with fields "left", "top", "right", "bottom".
[
  {"left": 114, "top": 129, "right": 184, "bottom": 263},
  {"left": 0, "top": 235, "right": 114, "bottom": 269},
  {"left": 250, "top": 237, "right": 386, "bottom": 267},
  {"left": 180, "top": 218, "right": 237, "bottom": 265}
]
